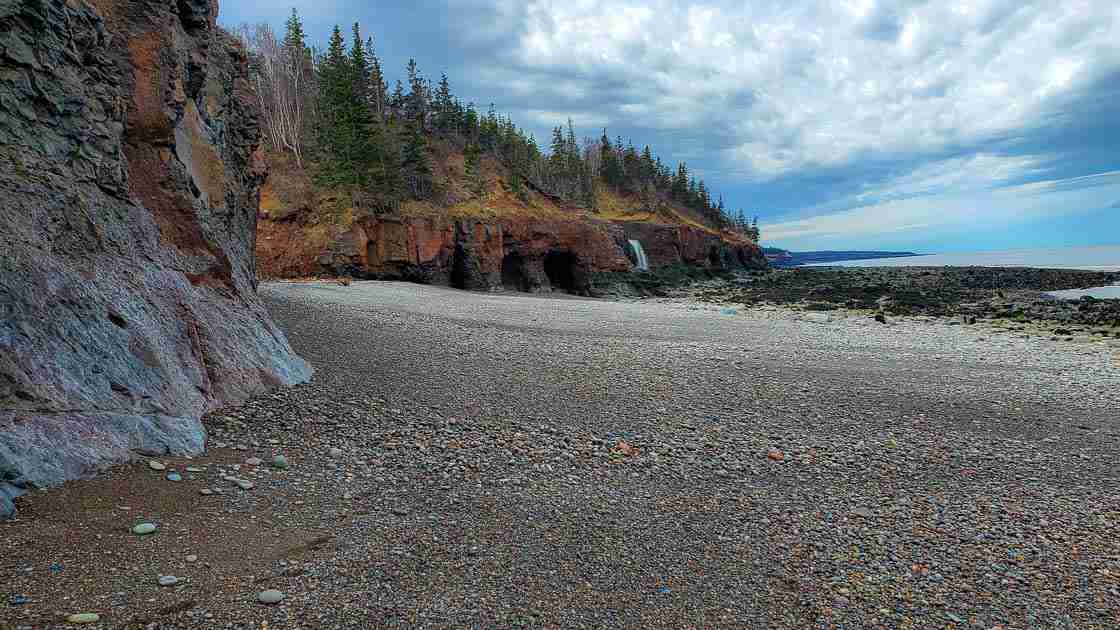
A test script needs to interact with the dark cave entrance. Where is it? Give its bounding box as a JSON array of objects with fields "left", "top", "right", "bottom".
[
  {"left": 501, "top": 252, "right": 529, "bottom": 292},
  {"left": 450, "top": 243, "right": 469, "bottom": 289},
  {"left": 543, "top": 250, "right": 580, "bottom": 293},
  {"left": 708, "top": 246, "right": 722, "bottom": 267}
]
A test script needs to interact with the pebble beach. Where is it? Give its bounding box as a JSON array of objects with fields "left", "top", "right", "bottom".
[{"left": 3, "top": 280, "right": 1120, "bottom": 628}]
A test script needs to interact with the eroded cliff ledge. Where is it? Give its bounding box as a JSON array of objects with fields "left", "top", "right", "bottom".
[
  {"left": 259, "top": 212, "right": 768, "bottom": 295},
  {"left": 0, "top": 0, "right": 311, "bottom": 517}
]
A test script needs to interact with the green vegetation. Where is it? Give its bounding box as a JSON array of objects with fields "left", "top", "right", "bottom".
[{"left": 240, "top": 10, "right": 761, "bottom": 239}]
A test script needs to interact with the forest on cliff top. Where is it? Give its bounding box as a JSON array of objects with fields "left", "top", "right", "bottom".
[{"left": 236, "top": 10, "right": 761, "bottom": 241}]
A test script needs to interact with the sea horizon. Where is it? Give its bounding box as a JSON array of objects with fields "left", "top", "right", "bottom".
[{"left": 807, "top": 244, "right": 1120, "bottom": 273}]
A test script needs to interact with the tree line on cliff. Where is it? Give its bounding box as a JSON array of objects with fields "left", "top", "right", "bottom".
[{"left": 237, "top": 11, "right": 761, "bottom": 241}]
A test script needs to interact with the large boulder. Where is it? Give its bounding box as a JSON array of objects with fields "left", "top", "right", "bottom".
[{"left": 0, "top": 0, "right": 311, "bottom": 511}]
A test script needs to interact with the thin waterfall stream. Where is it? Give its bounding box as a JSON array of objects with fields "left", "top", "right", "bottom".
[{"left": 628, "top": 239, "right": 650, "bottom": 271}]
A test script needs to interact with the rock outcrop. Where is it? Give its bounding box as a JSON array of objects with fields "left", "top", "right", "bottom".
[
  {"left": 0, "top": 0, "right": 311, "bottom": 516},
  {"left": 259, "top": 212, "right": 767, "bottom": 294}
]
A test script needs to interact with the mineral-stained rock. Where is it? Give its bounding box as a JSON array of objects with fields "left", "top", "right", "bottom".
[
  {"left": 259, "top": 211, "right": 767, "bottom": 292},
  {"left": 0, "top": 0, "right": 311, "bottom": 515}
]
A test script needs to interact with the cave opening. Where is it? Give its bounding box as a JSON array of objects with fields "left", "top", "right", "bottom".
[
  {"left": 543, "top": 250, "right": 580, "bottom": 293},
  {"left": 501, "top": 252, "right": 530, "bottom": 292},
  {"left": 708, "top": 246, "right": 721, "bottom": 267},
  {"left": 450, "top": 243, "right": 469, "bottom": 289}
]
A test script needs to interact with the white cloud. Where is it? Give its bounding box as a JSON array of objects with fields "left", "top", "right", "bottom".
[
  {"left": 762, "top": 166, "right": 1120, "bottom": 249},
  {"left": 493, "top": 0, "right": 1120, "bottom": 180}
]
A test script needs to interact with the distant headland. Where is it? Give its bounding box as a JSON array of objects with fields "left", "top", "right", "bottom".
[{"left": 762, "top": 247, "right": 922, "bottom": 267}]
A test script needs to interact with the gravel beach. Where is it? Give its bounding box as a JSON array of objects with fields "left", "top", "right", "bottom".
[{"left": 3, "top": 280, "right": 1120, "bottom": 629}]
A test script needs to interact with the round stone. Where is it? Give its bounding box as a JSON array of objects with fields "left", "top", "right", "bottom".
[
  {"left": 158, "top": 575, "right": 179, "bottom": 587},
  {"left": 329, "top": 447, "right": 343, "bottom": 458},
  {"left": 166, "top": 472, "right": 182, "bottom": 482},
  {"left": 257, "top": 589, "right": 285, "bottom": 604},
  {"left": 272, "top": 455, "right": 290, "bottom": 470},
  {"left": 199, "top": 488, "right": 214, "bottom": 496},
  {"left": 233, "top": 479, "right": 254, "bottom": 490},
  {"left": 186, "top": 554, "right": 198, "bottom": 563},
  {"left": 148, "top": 460, "right": 166, "bottom": 471},
  {"left": 132, "top": 523, "right": 157, "bottom": 535},
  {"left": 246, "top": 457, "right": 263, "bottom": 466},
  {"left": 67, "top": 613, "right": 101, "bottom": 624},
  {"left": 185, "top": 466, "right": 204, "bottom": 473}
]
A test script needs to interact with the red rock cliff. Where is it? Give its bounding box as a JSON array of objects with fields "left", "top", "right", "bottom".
[
  {"left": 260, "top": 210, "right": 767, "bottom": 295},
  {"left": 0, "top": 0, "right": 311, "bottom": 516}
]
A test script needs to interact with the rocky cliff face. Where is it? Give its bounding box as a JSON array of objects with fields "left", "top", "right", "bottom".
[
  {"left": 259, "top": 212, "right": 767, "bottom": 295},
  {"left": 0, "top": 0, "right": 311, "bottom": 517}
]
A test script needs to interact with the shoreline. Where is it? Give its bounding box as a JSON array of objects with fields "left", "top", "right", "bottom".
[
  {"left": 666, "top": 265, "right": 1120, "bottom": 332},
  {"left": 800, "top": 244, "right": 1120, "bottom": 272}
]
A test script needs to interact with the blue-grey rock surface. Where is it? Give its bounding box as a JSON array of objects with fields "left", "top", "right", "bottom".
[{"left": 0, "top": 0, "right": 311, "bottom": 515}]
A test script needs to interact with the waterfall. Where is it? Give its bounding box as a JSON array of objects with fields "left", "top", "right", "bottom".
[{"left": 628, "top": 239, "right": 650, "bottom": 272}]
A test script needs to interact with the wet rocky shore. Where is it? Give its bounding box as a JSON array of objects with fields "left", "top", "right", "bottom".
[{"left": 646, "top": 266, "right": 1120, "bottom": 331}]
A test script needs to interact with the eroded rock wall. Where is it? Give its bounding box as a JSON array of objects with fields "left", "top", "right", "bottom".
[
  {"left": 0, "top": 0, "right": 311, "bottom": 516},
  {"left": 261, "top": 211, "right": 766, "bottom": 295},
  {"left": 620, "top": 221, "right": 769, "bottom": 270}
]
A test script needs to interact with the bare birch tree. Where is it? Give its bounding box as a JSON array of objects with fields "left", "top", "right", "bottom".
[{"left": 239, "top": 22, "right": 314, "bottom": 167}]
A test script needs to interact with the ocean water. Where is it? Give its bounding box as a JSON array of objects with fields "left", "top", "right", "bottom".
[{"left": 808, "top": 245, "right": 1120, "bottom": 272}]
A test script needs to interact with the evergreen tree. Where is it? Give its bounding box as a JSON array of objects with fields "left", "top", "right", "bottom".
[
  {"left": 316, "top": 24, "right": 378, "bottom": 189},
  {"left": 566, "top": 120, "right": 580, "bottom": 174},
  {"left": 390, "top": 80, "right": 405, "bottom": 114},
  {"left": 283, "top": 9, "right": 307, "bottom": 56},
  {"left": 600, "top": 131, "right": 623, "bottom": 187},
  {"left": 464, "top": 142, "right": 486, "bottom": 198},
  {"left": 508, "top": 171, "right": 529, "bottom": 203},
  {"left": 402, "top": 122, "right": 433, "bottom": 199},
  {"left": 435, "top": 74, "right": 454, "bottom": 132},
  {"left": 549, "top": 126, "right": 567, "bottom": 173},
  {"left": 366, "top": 36, "right": 386, "bottom": 118},
  {"left": 289, "top": 19, "right": 748, "bottom": 229},
  {"left": 672, "top": 162, "right": 689, "bottom": 199},
  {"left": 316, "top": 25, "right": 352, "bottom": 179},
  {"left": 349, "top": 23, "right": 369, "bottom": 102},
  {"left": 463, "top": 102, "right": 479, "bottom": 139},
  {"left": 640, "top": 145, "right": 655, "bottom": 182},
  {"left": 622, "top": 141, "right": 640, "bottom": 191},
  {"left": 405, "top": 59, "right": 426, "bottom": 125}
]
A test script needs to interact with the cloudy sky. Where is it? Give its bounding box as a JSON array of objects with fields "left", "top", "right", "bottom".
[{"left": 221, "top": 1, "right": 1120, "bottom": 252}]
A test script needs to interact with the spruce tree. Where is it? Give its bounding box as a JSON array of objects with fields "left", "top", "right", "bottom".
[
  {"left": 640, "top": 145, "right": 654, "bottom": 182},
  {"left": 349, "top": 24, "right": 369, "bottom": 102},
  {"left": 435, "top": 74, "right": 453, "bottom": 132},
  {"left": 672, "top": 163, "right": 689, "bottom": 200},
  {"left": 600, "top": 131, "right": 623, "bottom": 188},
  {"left": 390, "top": 80, "right": 405, "bottom": 115},
  {"left": 405, "top": 59, "right": 426, "bottom": 125},
  {"left": 316, "top": 25, "right": 352, "bottom": 180},
  {"left": 464, "top": 102, "right": 479, "bottom": 138},
  {"left": 315, "top": 24, "right": 379, "bottom": 189},
  {"left": 283, "top": 9, "right": 307, "bottom": 57}
]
